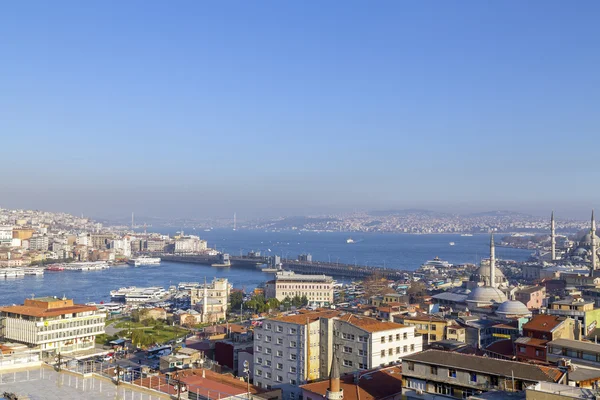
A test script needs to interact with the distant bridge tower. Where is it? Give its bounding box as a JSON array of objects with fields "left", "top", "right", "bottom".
[{"left": 551, "top": 211, "right": 556, "bottom": 261}]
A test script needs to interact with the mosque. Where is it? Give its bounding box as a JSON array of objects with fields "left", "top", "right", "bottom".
[{"left": 551, "top": 211, "right": 600, "bottom": 272}]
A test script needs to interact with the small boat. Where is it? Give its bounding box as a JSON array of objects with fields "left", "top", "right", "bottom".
[
  {"left": 46, "top": 266, "right": 65, "bottom": 271},
  {"left": 461, "top": 234, "right": 473, "bottom": 237},
  {"left": 346, "top": 238, "right": 355, "bottom": 244},
  {"left": 449, "top": 242, "right": 455, "bottom": 246}
]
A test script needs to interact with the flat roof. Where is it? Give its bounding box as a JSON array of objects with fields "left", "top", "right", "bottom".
[
  {"left": 0, "top": 304, "right": 98, "bottom": 318},
  {"left": 548, "top": 338, "right": 600, "bottom": 354}
]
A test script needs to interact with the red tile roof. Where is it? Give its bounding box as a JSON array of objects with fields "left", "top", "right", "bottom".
[{"left": 523, "top": 315, "right": 566, "bottom": 332}]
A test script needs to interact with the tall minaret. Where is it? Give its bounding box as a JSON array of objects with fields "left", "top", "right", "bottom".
[
  {"left": 592, "top": 210, "right": 597, "bottom": 272},
  {"left": 551, "top": 211, "right": 556, "bottom": 261},
  {"left": 489, "top": 232, "right": 496, "bottom": 288},
  {"left": 202, "top": 276, "right": 208, "bottom": 319},
  {"left": 326, "top": 346, "right": 343, "bottom": 400}
]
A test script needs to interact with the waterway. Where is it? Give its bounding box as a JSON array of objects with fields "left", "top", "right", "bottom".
[{"left": 0, "top": 231, "right": 532, "bottom": 306}]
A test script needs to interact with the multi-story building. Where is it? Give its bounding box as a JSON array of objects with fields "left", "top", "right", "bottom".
[
  {"left": 254, "top": 310, "right": 420, "bottom": 399},
  {"left": 110, "top": 238, "right": 131, "bottom": 257},
  {"left": 515, "top": 285, "right": 546, "bottom": 309},
  {"left": 28, "top": 234, "right": 49, "bottom": 251},
  {"left": 253, "top": 310, "right": 340, "bottom": 399},
  {"left": 189, "top": 278, "right": 231, "bottom": 323},
  {"left": 12, "top": 228, "right": 34, "bottom": 241},
  {"left": 175, "top": 235, "right": 207, "bottom": 253},
  {"left": 264, "top": 271, "right": 334, "bottom": 306},
  {"left": 0, "top": 296, "right": 106, "bottom": 356},
  {"left": 402, "top": 349, "right": 566, "bottom": 399},
  {"left": 515, "top": 315, "right": 575, "bottom": 363},
  {"left": 0, "top": 226, "right": 13, "bottom": 245},
  {"left": 320, "top": 313, "right": 422, "bottom": 375},
  {"left": 547, "top": 298, "right": 600, "bottom": 339},
  {"left": 395, "top": 314, "right": 450, "bottom": 346},
  {"left": 90, "top": 233, "right": 113, "bottom": 249},
  {"left": 546, "top": 339, "right": 600, "bottom": 388},
  {"left": 146, "top": 239, "right": 166, "bottom": 252}
]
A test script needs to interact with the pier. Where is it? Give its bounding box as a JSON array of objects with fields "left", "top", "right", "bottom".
[{"left": 160, "top": 254, "right": 406, "bottom": 279}]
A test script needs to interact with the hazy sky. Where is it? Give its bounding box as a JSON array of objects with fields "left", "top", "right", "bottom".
[{"left": 1, "top": 1, "right": 599, "bottom": 220}]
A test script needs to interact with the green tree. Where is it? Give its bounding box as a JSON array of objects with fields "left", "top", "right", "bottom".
[
  {"left": 230, "top": 291, "right": 244, "bottom": 311},
  {"left": 267, "top": 298, "right": 280, "bottom": 311}
]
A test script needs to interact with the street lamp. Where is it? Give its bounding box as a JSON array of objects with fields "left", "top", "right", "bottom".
[
  {"left": 243, "top": 360, "right": 251, "bottom": 399},
  {"left": 54, "top": 352, "right": 62, "bottom": 372}
]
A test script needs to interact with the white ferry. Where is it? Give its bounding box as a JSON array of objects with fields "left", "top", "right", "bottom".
[
  {"left": 0, "top": 268, "right": 25, "bottom": 278},
  {"left": 24, "top": 268, "right": 44, "bottom": 276},
  {"left": 66, "top": 262, "right": 110, "bottom": 271},
  {"left": 110, "top": 286, "right": 167, "bottom": 304},
  {"left": 460, "top": 233, "right": 473, "bottom": 237},
  {"left": 420, "top": 256, "right": 453, "bottom": 270},
  {"left": 127, "top": 256, "right": 161, "bottom": 267},
  {"left": 346, "top": 238, "right": 355, "bottom": 244}
]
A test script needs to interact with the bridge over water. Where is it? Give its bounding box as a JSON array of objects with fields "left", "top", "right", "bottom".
[{"left": 161, "top": 254, "right": 407, "bottom": 280}]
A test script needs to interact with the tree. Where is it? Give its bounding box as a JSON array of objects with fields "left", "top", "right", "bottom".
[
  {"left": 363, "top": 272, "right": 395, "bottom": 298},
  {"left": 131, "top": 309, "right": 149, "bottom": 323},
  {"left": 182, "top": 315, "right": 196, "bottom": 328},
  {"left": 229, "top": 291, "right": 244, "bottom": 312},
  {"left": 300, "top": 295, "right": 309, "bottom": 307},
  {"left": 267, "top": 298, "right": 280, "bottom": 311},
  {"left": 281, "top": 296, "right": 292, "bottom": 310},
  {"left": 131, "top": 330, "right": 153, "bottom": 348}
]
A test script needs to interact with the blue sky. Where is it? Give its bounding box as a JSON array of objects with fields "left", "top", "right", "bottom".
[{"left": 1, "top": 1, "right": 599, "bottom": 219}]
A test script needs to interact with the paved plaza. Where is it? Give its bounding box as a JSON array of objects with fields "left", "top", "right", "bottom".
[{"left": 0, "top": 367, "right": 167, "bottom": 400}]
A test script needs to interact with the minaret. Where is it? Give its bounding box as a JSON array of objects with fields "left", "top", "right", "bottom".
[
  {"left": 326, "top": 346, "right": 343, "bottom": 400},
  {"left": 202, "top": 277, "right": 208, "bottom": 319},
  {"left": 551, "top": 211, "right": 556, "bottom": 261},
  {"left": 489, "top": 232, "right": 496, "bottom": 288},
  {"left": 592, "top": 210, "right": 597, "bottom": 271}
]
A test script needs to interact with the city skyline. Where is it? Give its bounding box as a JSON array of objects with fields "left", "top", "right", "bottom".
[{"left": 2, "top": 1, "right": 599, "bottom": 218}]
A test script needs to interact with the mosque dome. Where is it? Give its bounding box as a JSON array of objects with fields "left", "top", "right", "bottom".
[
  {"left": 574, "top": 248, "right": 588, "bottom": 256},
  {"left": 495, "top": 300, "right": 531, "bottom": 317},
  {"left": 579, "top": 232, "right": 600, "bottom": 246},
  {"left": 466, "top": 287, "right": 507, "bottom": 304},
  {"left": 475, "top": 265, "right": 505, "bottom": 279}
]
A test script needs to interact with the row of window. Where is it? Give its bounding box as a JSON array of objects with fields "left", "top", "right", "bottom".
[
  {"left": 262, "top": 324, "right": 297, "bottom": 334},
  {"left": 255, "top": 359, "right": 298, "bottom": 373},
  {"left": 380, "top": 333, "right": 409, "bottom": 343},
  {"left": 277, "top": 284, "right": 330, "bottom": 290},
  {"left": 38, "top": 318, "right": 104, "bottom": 331},
  {"left": 255, "top": 370, "right": 298, "bottom": 384},
  {"left": 342, "top": 346, "right": 367, "bottom": 356},
  {"left": 380, "top": 345, "right": 414, "bottom": 357}
]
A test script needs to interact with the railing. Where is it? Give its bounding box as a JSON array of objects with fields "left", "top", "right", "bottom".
[{"left": 58, "top": 358, "right": 253, "bottom": 399}]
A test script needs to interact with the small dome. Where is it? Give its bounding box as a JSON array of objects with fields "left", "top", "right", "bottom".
[
  {"left": 496, "top": 300, "right": 531, "bottom": 316},
  {"left": 466, "top": 287, "right": 507, "bottom": 304},
  {"left": 574, "top": 248, "right": 588, "bottom": 256}
]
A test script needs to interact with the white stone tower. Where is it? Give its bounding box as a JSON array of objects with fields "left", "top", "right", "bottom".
[
  {"left": 551, "top": 211, "right": 556, "bottom": 261},
  {"left": 490, "top": 232, "right": 496, "bottom": 288},
  {"left": 592, "top": 210, "right": 597, "bottom": 271}
]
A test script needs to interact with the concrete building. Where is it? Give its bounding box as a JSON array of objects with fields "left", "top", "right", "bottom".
[
  {"left": 254, "top": 310, "right": 420, "bottom": 399},
  {"left": 12, "top": 228, "right": 34, "bottom": 241},
  {"left": 515, "top": 285, "right": 546, "bottom": 309},
  {"left": 515, "top": 315, "right": 575, "bottom": 363},
  {"left": 175, "top": 235, "right": 207, "bottom": 253},
  {"left": 320, "top": 313, "right": 422, "bottom": 374},
  {"left": 0, "top": 226, "right": 13, "bottom": 245},
  {"left": 547, "top": 298, "right": 600, "bottom": 339},
  {"left": 146, "top": 239, "right": 166, "bottom": 252},
  {"left": 0, "top": 296, "right": 106, "bottom": 356},
  {"left": 402, "top": 350, "right": 566, "bottom": 399},
  {"left": 190, "top": 278, "right": 231, "bottom": 323},
  {"left": 90, "top": 233, "right": 113, "bottom": 249},
  {"left": 28, "top": 234, "right": 48, "bottom": 251},
  {"left": 265, "top": 271, "right": 334, "bottom": 306},
  {"left": 110, "top": 238, "right": 131, "bottom": 257}
]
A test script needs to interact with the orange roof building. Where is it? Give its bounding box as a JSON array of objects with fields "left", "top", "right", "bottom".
[{"left": 0, "top": 296, "right": 106, "bottom": 356}]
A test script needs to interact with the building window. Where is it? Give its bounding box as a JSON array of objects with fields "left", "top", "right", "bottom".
[
  {"left": 257, "top": 357, "right": 263, "bottom": 364},
  {"left": 388, "top": 348, "right": 393, "bottom": 356},
  {"left": 359, "top": 363, "right": 367, "bottom": 370},
  {"left": 277, "top": 350, "right": 283, "bottom": 357},
  {"left": 403, "top": 332, "right": 408, "bottom": 340},
  {"left": 535, "top": 349, "right": 542, "bottom": 357},
  {"left": 290, "top": 341, "right": 297, "bottom": 348},
  {"left": 342, "top": 333, "right": 355, "bottom": 340},
  {"left": 343, "top": 346, "right": 352, "bottom": 354},
  {"left": 381, "top": 350, "right": 385, "bottom": 357},
  {"left": 290, "top": 354, "right": 297, "bottom": 361},
  {"left": 277, "top": 363, "right": 283, "bottom": 370},
  {"left": 410, "top": 344, "right": 415, "bottom": 351},
  {"left": 290, "top": 366, "right": 297, "bottom": 373},
  {"left": 358, "top": 349, "right": 366, "bottom": 356},
  {"left": 396, "top": 347, "right": 400, "bottom": 354},
  {"left": 396, "top": 334, "right": 400, "bottom": 340},
  {"left": 448, "top": 369, "right": 456, "bottom": 378},
  {"left": 519, "top": 346, "right": 526, "bottom": 353},
  {"left": 491, "top": 376, "right": 499, "bottom": 387},
  {"left": 256, "top": 369, "right": 262, "bottom": 376},
  {"left": 265, "top": 336, "right": 272, "bottom": 342},
  {"left": 381, "top": 336, "right": 386, "bottom": 343},
  {"left": 470, "top": 373, "right": 477, "bottom": 382},
  {"left": 290, "top": 379, "right": 297, "bottom": 385},
  {"left": 256, "top": 334, "right": 262, "bottom": 340},
  {"left": 265, "top": 348, "right": 272, "bottom": 354},
  {"left": 256, "top": 346, "right": 263, "bottom": 352},
  {"left": 276, "top": 326, "right": 283, "bottom": 332},
  {"left": 265, "top": 323, "right": 271, "bottom": 330},
  {"left": 407, "top": 362, "right": 414, "bottom": 371},
  {"left": 343, "top": 359, "right": 353, "bottom": 367},
  {"left": 265, "top": 372, "right": 272, "bottom": 379},
  {"left": 277, "top": 338, "right": 283, "bottom": 345},
  {"left": 265, "top": 360, "right": 272, "bottom": 366},
  {"left": 359, "top": 336, "right": 368, "bottom": 343},
  {"left": 389, "top": 335, "right": 393, "bottom": 342},
  {"left": 431, "top": 366, "right": 438, "bottom": 374},
  {"left": 403, "top": 345, "right": 408, "bottom": 353},
  {"left": 290, "top": 328, "right": 297, "bottom": 334},
  {"left": 277, "top": 375, "right": 283, "bottom": 382}
]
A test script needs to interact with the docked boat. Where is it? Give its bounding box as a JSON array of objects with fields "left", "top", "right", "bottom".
[
  {"left": 420, "top": 256, "right": 453, "bottom": 270},
  {"left": 24, "top": 268, "right": 44, "bottom": 276},
  {"left": 0, "top": 268, "right": 25, "bottom": 278},
  {"left": 461, "top": 233, "right": 473, "bottom": 237},
  {"left": 110, "top": 286, "right": 167, "bottom": 304},
  {"left": 46, "top": 265, "right": 65, "bottom": 271},
  {"left": 127, "top": 256, "right": 161, "bottom": 267},
  {"left": 66, "top": 262, "right": 110, "bottom": 271}
]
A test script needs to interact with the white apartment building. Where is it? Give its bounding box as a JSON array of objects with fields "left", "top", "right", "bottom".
[
  {"left": 28, "top": 234, "right": 49, "bottom": 251},
  {"left": 174, "top": 235, "right": 208, "bottom": 253},
  {"left": 320, "top": 314, "right": 422, "bottom": 376},
  {"left": 253, "top": 310, "right": 421, "bottom": 399},
  {"left": 253, "top": 310, "right": 340, "bottom": 400},
  {"left": 265, "top": 271, "right": 334, "bottom": 306},
  {"left": 0, "top": 297, "right": 106, "bottom": 356},
  {"left": 0, "top": 226, "right": 12, "bottom": 245},
  {"left": 110, "top": 238, "right": 131, "bottom": 257}
]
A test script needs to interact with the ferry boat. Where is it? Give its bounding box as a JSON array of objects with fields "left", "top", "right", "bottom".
[
  {"left": 460, "top": 233, "right": 473, "bottom": 237},
  {"left": 346, "top": 238, "right": 355, "bottom": 244},
  {"left": 46, "top": 265, "right": 65, "bottom": 271},
  {"left": 110, "top": 286, "right": 167, "bottom": 304},
  {"left": 127, "top": 256, "right": 161, "bottom": 267},
  {"left": 24, "top": 268, "right": 44, "bottom": 276},
  {"left": 420, "top": 256, "right": 453, "bottom": 270},
  {"left": 449, "top": 242, "right": 455, "bottom": 246},
  {"left": 0, "top": 268, "right": 25, "bottom": 278},
  {"left": 66, "top": 262, "right": 110, "bottom": 271}
]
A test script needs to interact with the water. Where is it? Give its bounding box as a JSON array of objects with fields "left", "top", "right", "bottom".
[{"left": 0, "top": 231, "right": 531, "bottom": 306}]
